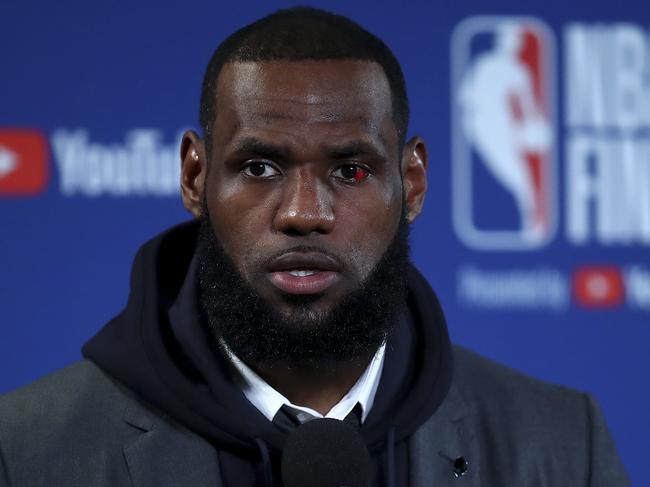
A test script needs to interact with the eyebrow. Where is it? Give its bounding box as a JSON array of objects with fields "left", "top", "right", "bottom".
[
  {"left": 325, "top": 140, "right": 387, "bottom": 161},
  {"left": 229, "top": 137, "right": 387, "bottom": 162},
  {"left": 231, "top": 137, "right": 287, "bottom": 160}
]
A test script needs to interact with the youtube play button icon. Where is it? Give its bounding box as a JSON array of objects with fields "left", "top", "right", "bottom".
[
  {"left": 573, "top": 266, "right": 625, "bottom": 308},
  {"left": 0, "top": 129, "right": 49, "bottom": 196}
]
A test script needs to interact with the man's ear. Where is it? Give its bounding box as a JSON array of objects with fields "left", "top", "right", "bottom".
[
  {"left": 401, "top": 136, "right": 428, "bottom": 222},
  {"left": 180, "top": 130, "right": 207, "bottom": 218}
]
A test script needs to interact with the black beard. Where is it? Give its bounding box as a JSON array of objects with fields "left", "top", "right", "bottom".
[{"left": 196, "top": 211, "right": 411, "bottom": 371}]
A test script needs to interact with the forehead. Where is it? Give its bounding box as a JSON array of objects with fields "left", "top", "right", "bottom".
[{"left": 213, "top": 60, "right": 396, "bottom": 149}]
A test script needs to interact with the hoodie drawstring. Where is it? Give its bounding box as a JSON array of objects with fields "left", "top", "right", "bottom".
[
  {"left": 255, "top": 438, "right": 274, "bottom": 487},
  {"left": 384, "top": 426, "right": 396, "bottom": 487}
]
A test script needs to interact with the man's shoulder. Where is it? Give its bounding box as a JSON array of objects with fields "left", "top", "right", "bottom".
[
  {"left": 417, "top": 347, "right": 630, "bottom": 485},
  {"left": 0, "top": 361, "right": 172, "bottom": 485},
  {"left": 0, "top": 361, "right": 150, "bottom": 476},
  {"left": 449, "top": 345, "right": 596, "bottom": 454},
  {"left": 452, "top": 344, "right": 585, "bottom": 397},
  {"left": 451, "top": 345, "right": 591, "bottom": 423},
  {"left": 0, "top": 360, "right": 133, "bottom": 423},
  {"left": 0, "top": 361, "right": 221, "bottom": 486}
]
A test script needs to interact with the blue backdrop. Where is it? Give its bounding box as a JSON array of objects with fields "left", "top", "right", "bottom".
[{"left": 1, "top": 1, "right": 648, "bottom": 484}]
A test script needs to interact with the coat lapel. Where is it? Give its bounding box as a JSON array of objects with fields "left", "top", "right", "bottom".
[
  {"left": 118, "top": 374, "right": 480, "bottom": 487},
  {"left": 122, "top": 403, "right": 223, "bottom": 487},
  {"left": 409, "top": 384, "right": 481, "bottom": 486}
]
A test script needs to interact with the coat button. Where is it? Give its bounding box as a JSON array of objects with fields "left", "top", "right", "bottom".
[{"left": 453, "top": 456, "right": 469, "bottom": 477}]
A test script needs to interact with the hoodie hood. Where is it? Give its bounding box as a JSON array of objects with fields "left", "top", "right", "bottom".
[{"left": 82, "top": 221, "right": 453, "bottom": 461}]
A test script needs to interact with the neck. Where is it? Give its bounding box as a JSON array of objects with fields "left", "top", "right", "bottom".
[{"left": 251, "top": 354, "right": 375, "bottom": 416}]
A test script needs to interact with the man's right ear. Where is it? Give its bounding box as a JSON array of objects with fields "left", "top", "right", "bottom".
[{"left": 180, "top": 131, "right": 206, "bottom": 218}]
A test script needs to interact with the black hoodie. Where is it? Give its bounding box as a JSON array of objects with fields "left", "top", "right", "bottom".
[{"left": 82, "top": 221, "right": 453, "bottom": 486}]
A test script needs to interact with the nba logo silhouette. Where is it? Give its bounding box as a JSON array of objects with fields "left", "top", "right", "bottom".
[{"left": 451, "top": 17, "right": 557, "bottom": 250}]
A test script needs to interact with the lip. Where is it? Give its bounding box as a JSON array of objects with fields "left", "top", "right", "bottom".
[
  {"left": 268, "top": 270, "right": 339, "bottom": 295},
  {"left": 267, "top": 251, "right": 341, "bottom": 272},
  {"left": 266, "top": 251, "right": 342, "bottom": 295}
]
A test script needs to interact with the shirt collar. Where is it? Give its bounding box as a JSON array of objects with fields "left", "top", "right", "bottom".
[{"left": 223, "top": 342, "right": 386, "bottom": 424}]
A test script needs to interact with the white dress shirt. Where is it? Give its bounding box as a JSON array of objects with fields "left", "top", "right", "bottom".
[{"left": 223, "top": 343, "right": 386, "bottom": 424}]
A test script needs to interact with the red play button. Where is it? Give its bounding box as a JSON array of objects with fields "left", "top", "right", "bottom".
[
  {"left": 573, "top": 266, "right": 625, "bottom": 308},
  {"left": 0, "top": 129, "right": 49, "bottom": 196}
]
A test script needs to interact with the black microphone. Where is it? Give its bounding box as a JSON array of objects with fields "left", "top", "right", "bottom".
[{"left": 281, "top": 418, "right": 372, "bottom": 487}]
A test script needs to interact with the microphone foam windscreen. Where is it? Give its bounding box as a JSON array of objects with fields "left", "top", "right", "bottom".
[{"left": 281, "top": 418, "right": 372, "bottom": 487}]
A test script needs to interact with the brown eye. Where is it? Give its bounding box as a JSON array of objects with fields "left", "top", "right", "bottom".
[
  {"left": 340, "top": 165, "right": 357, "bottom": 179},
  {"left": 243, "top": 161, "right": 280, "bottom": 178}
]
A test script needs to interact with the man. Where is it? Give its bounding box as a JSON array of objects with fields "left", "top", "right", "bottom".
[{"left": 0, "top": 7, "right": 629, "bottom": 486}]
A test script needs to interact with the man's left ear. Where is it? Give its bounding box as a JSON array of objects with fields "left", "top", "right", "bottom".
[{"left": 401, "top": 136, "right": 428, "bottom": 222}]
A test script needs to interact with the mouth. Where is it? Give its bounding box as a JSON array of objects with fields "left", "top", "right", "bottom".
[{"left": 266, "top": 251, "right": 342, "bottom": 295}]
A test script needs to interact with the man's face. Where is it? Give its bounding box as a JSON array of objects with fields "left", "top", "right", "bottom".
[{"left": 202, "top": 60, "right": 405, "bottom": 319}]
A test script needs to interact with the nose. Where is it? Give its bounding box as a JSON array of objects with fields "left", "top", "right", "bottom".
[{"left": 273, "top": 171, "right": 335, "bottom": 236}]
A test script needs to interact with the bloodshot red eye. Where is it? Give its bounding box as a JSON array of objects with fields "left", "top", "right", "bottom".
[
  {"left": 338, "top": 165, "right": 369, "bottom": 183},
  {"left": 353, "top": 168, "right": 367, "bottom": 182}
]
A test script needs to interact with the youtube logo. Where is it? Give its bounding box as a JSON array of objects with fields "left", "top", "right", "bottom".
[
  {"left": 0, "top": 129, "right": 49, "bottom": 196},
  {"left": 573, "top": 266, "right": 625, "bottom": 308}
]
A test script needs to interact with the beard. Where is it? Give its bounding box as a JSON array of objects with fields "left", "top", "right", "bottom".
[{"left": 196, "top": 209, "right": 411, "bottom": 371}]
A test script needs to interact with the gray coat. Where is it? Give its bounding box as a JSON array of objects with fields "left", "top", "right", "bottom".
[{"left": 0, "top": 346, "right": 630, "bottom": 486}]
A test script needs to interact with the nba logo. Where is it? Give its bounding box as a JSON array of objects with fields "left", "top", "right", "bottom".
[{"left": 451, "top": 17, "right": 557, "bottom": 250}]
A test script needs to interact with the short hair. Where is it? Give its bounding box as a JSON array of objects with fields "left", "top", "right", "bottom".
[{"left": 199, "top": 7, "right": 410, "bottom": 153}]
